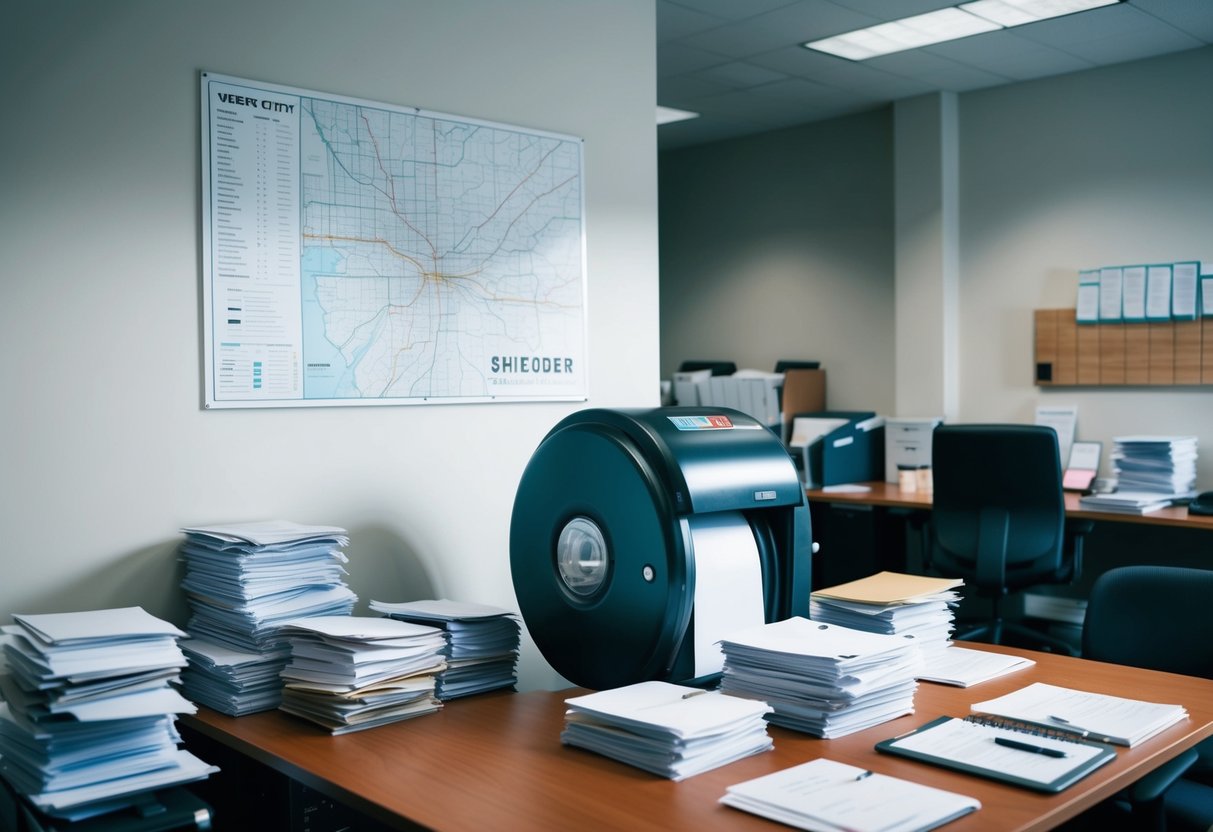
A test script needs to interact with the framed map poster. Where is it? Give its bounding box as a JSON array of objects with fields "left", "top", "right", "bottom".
[{"left": 200, "top": 72, "right": 587, "bottom": 408}]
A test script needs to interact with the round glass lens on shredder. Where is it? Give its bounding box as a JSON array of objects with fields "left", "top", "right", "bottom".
[{"left": 556, "top": 517, "right": 608, "bottom": 596}]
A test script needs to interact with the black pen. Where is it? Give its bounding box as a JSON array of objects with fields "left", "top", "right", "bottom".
[{"left": 994, "top": 737, "right": 1067, "bottom": 758}]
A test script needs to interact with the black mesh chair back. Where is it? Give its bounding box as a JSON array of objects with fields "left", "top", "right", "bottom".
[
  {"left": 1083, "top": 565, "right": 1213, "bottom": 678},
  {"left": 1082, "top": 565, "right": 1213, "bottom": 831},
  {"left": 931, "top": 424, "right": 1080, "bottom": 652}
]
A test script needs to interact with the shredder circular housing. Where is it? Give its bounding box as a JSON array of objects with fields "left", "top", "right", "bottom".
[{"left": 510, "top": 407, "right": 812, "bottom": 690}]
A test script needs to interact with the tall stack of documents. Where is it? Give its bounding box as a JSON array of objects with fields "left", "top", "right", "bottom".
[
  {"left": 277, "top": 616, "right": 446, "bottom": 734},
  {"left": 1080, "top": 435, "right": 1198, "bottom": 513},
  {"left": 0, "top": 607, "right": 218, "bottom": 821},
  {"left": 561, "top": 681, "right": 773, "bottom": 780},
  {"left": 719, "top": 617, "right": 922, "bottom": 738},
  {"left": 809, "top": 572, "right": 962, "bottom": 658},
  {"left": 369, "top": 599, "right": 520, "bottom": 699},
  {"left": 1111, "top": 436, "right": 1198, "bottom": 495},
  {"left": 178, "top": 521, "right": 358, "bottom": 715}
]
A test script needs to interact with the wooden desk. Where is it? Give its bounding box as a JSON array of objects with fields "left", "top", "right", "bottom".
[
  {"left": 180, "top": 645, "right": 1213, "bottom": 832},
  {"left": 805, "top": 481, "right": 1213, "bottom": 531}
]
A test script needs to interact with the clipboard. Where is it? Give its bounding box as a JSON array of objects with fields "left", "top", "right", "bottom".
[{"left": 875, "top": 715, "right": 1117, "bottom": 793}]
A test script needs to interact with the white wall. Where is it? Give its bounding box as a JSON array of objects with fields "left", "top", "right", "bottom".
[
  {"left": 0, "top": 0, "right": 659, "bottom": 692},
  {"left": 658, "top": 109, "right": 896, "bottom": 414},
  {"left": 958, "top": 47, "right": 1213, "bottom": 484}
]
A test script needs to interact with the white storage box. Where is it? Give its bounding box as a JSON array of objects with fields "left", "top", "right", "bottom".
[{"left": 884, "top": 417, "right": 943, "bottom": 483}]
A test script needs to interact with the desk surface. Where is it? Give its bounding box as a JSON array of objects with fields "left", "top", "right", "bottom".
[
  {"left": 181, "top": 644, "right": 1213, "bottom": 832},
  {"left": 806, "top": 481, "right": 1213, "bottom": 530}
]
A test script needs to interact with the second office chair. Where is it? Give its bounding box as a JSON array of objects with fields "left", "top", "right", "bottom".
[{"left": 930, "top": 424, "right": 1089, "bottom": 654}]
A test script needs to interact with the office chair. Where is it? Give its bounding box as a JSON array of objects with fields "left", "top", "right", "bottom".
[
  {"left": 929, "top": 424, "right": 1088, "bottom": 655},
  {"left": 677, "top": 360, "right": 736, "bottom": 376},
  {"left": 772, "top": 360, "right": 820, "bottom": 372},
  {"left": 1083, "top": 565, "right": 1213, "bottom": 832}
]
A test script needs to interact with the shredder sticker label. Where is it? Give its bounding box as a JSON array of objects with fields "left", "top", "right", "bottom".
[{"left": 668, "top": 415, "right": 734, "bottom": 430}]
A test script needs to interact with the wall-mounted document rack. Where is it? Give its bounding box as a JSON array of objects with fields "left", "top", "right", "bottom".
[{"left": 1035, "top": 309, "right": 1213, "bottom": 387}]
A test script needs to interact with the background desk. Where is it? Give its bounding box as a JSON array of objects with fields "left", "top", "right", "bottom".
[
  {"left": 804, "top": 482, "right": 1213, "bottom": 607},
  {"left": 180, "top": 645, "right": 1213, "bottom": 832},
  {"left": 805, "top": 482, "right": 1213, "bottom": 530}
]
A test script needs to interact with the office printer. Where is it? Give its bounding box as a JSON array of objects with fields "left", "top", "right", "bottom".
[
  {"left": 790, "top": 411, "right": 886, "bottom": 488},
  {"left": 510, "top": 407, "right": 812, "bottom": 690}
]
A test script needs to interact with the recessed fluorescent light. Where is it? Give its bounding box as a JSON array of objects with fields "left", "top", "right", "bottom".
[
  {"left": 805, "top": 0, "right": 1120, "bottom": 61},
  {"left": 962, "top": 0, "right": 1119, "bottom": 27},
  {"left": 657, "top": 106, "right": 699, "bottom": 125}
]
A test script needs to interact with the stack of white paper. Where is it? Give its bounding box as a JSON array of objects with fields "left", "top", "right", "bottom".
[
  {"left": 719, "top": 617, "right": 922, "bottom": 738},
  {"left": 178, "top": 639, "right": 287, "bottom": 716},
  {"left": 561, "top": 681, "right": 773, "bottom": 780},
  {"left": 1108, "top": 435, "right": 1198, "bottom": 498},
  {"left": 178, "top": 521, "right": 358, "bottom": 715},
  {"left": 1078, "top": 491, "right": 1175, "bottom": 514},
  {"left": 972, "top": 682, "right": 1188, "bottom": 747},
  {"left": 369, "top": 599, "right": 521, "bottom": 699},
  {"left": 0, "top": 607, "right": 218, "bottom": 821},
  {"left": 809, "top": 572, "right": 962, "bottom": 658},
  {"left": 722, "top": 758, "right": 980, "bottom": 832},
  {"left": 916, "top": 646, "right": 1035, "bottom": 688},
  {"left": 277, "top": 616, "right": 446, "bottom": 734}
]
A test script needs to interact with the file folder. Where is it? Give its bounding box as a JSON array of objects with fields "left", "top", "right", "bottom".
[
  {"left": 1145, "top": 265, "right": 1172, "bottom": 321},
  {"left": 1121, "top": 265, "right": 1147, "bottom": 322},
  {"left": 1172, "top": 261, "right": 1199, "bottom": 320},
  {"left": 1098, "top": 266, "right": 1123, "bottom": 322},
  {"left": 1076, "top": 271, "right": 1099, "bottom": 324},
  {"left": 795, "top": 411, "right": 885, "bottom": 487}
]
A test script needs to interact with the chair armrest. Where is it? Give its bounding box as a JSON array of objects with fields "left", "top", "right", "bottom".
[{"left": 1129, "top": 748, "right": 1199, "bottom": 803}]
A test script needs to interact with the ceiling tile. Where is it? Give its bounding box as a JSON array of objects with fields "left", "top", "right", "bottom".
[
  {"left": 825, "top": 0, "right": 954, "bottom": 17},
  {"left": 698, "top": 62, "right": 789, "bottom": 88},
  {"left": 661, "top": 0, "right": 808, "bottom": 23},
  {"left": 864, "top": 50, "right": 1011, "bottom": 91},
  {"left": 658, "top": 42, "right": 731, "bottom": 75},
  {"left": 677, "top": 0, "right": 880, "bottom": 58},
  {"left": 747, "top": 45, "right": 939, "bottom": 97},
  {"left": 1013, "top": 3, "right": 1168, "bottom": 48},
  {"left": 923, "top": 31, "right": 1095, "bottom": 80},
  {"left": 1129, "top": 0, "right": 1213, "bottom": 42},
  {"left": 656, "top": 0, "right": 730, "bottom": 41},
  {"left": 1057, "top": 26, "right": 1205, "bottom": 64},
  {"left": 658, "top": 73, "right": 738, "bottom": 105}
]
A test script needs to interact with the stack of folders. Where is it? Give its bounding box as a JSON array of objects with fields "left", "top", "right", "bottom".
[
  {"left": 971, "top": 682, "right": 1188, "bottom": 747},
  {"left": 809, "top": 572, "right": 963, "bottom": 658},
  {"left": 719, "top": 617, "right": 922, "bottom": 738},
  {"left": 0, "top": 608, "right": 218, "bottom": 822},
  {"left": 177, "top": 520, "right": 358, "bottom": 715},
  {"left": 561, "top": 681, "right": 774, "bottom": 781},
  {"left": 721, "top": 758, "right": 980, "bottom": 832},
  {"left": 368, "top": 599, "right": 521, "bottom": 699},
  {"left": 808, "top": 571, "right": 1036, "bottom": 687},
  {"left": 277, "top": 616, "right": 446, "bottom": 734},
  {"left": 1081, "top": 435, "right": 1198, "bottom": 514}
]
